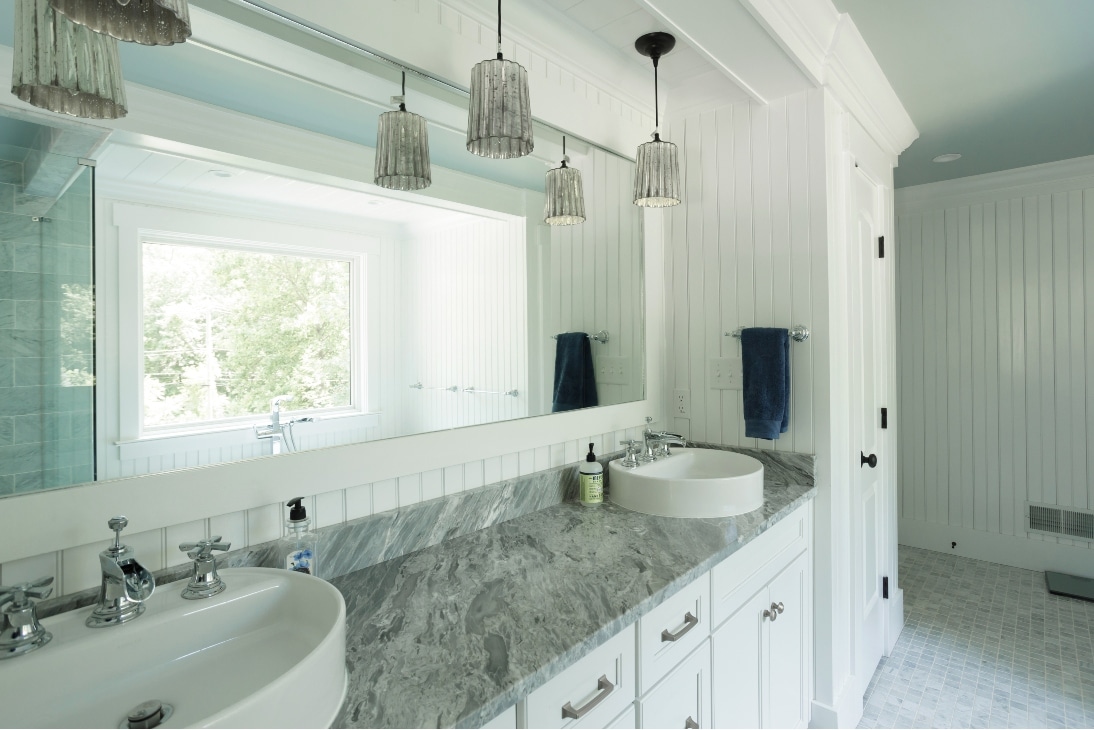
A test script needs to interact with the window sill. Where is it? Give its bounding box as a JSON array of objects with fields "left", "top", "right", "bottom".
[{"left": 115, "top": 412, "right": 382, "bottom": 461}]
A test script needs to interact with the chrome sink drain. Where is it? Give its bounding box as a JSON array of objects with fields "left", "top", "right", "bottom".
[{"left": 121, "top": 700, "right": 174, "bottom": 729}]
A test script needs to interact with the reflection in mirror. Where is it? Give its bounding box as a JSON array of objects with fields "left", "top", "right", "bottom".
[
  {"left": 0, "top": 113, "right": 99, "bottom": 495},
  {"left": 0, "top": 108, "right": 644, "bottom": 492}
]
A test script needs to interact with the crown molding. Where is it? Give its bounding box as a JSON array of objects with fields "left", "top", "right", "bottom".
[
  {"left": 742, "top": 0, "right": 918, "bottom": 160},
  {"left": 896, "top": 154, "right": 1094, "bottom": 214}
]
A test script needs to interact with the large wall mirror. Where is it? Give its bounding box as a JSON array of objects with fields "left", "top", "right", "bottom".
[{"left": 0, "top": 0, "right": 646, "bottom": 499}]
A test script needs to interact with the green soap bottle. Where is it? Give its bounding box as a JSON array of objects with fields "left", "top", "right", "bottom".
[{"left": 579, "top": 443, "right": 604, "bottom": 506}]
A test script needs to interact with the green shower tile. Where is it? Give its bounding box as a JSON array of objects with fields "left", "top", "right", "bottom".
[
  {"left": 0, "top": 184, "right": 15, "bottom": 214},
  {"left": 0, "top": 299, "right": 12, "bottom": 329},
  {"left": 0, "top": 474, "right": 13, "bottom": 496},
  {"left": 0, "top": 161, "right": 22, "bottom": 185},
  {"left": 0, "top": 416, "right": 11, "bottom": 446},
  {"left": 12, "top": 242, "right": 41, "bottom": 274},
  {"left": 0, "top": 359, "right": 11, "bottom": 386},
  {"left": 0, "top": 241, "right": 12, "bottom": 270}
]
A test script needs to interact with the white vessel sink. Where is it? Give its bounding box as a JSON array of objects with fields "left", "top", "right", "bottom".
[
  {"left": 609, "top": 448, "right": 764, "bottom": 518},
  {"left": 0, "top": 568, "right": 346, "bottom": 729}
]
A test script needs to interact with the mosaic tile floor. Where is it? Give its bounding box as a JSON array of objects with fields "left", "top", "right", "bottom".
[{"left": 859, "top": 546, "right": 1094, "bottom": 729}]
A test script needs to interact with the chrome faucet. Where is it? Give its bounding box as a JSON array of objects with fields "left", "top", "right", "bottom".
[
  {"left": 255, "top": 395, "right": 312, "bottom": 454},
  {"left": 643, "top": 417, "right": 688, "bottom": 460},
  {"left": 86, "top": 517, "right": 156, "bottom": 628},
  {"left": 0, "top": 576, "right": 53, "bottom": 659},
  {"left": 178, "top": 537, "right": 231, "bottom": 599}
]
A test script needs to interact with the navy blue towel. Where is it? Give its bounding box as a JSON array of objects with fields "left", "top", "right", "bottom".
[
  {"left": 551, "top": 333, "right": 598, "bottom": 412},
  {"left": 741, "top": 327, "right": 790, "bottom": 440}
]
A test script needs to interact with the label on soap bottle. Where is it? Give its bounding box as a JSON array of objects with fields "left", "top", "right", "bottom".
[{"left": 579, "top": 472, "right": 603, "bottom": 505}]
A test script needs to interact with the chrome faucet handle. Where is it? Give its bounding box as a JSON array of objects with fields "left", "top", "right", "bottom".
[
  {"left": 179, "top": 537, "right": 231, "bottom": 561},
  {"left": 621, "top": 439, "right": 642, "bottom": 468},
  {"left": 0, "top": 576, "right": 54, "bottom": 659},
  {"left": 107, "top": 516, "right": 128, "bottom": 550},
  {"left": 0, "top": 576, "right": 54, "bottom": 607},
  {"left": 178, "top": 537, "right": 230, "bottom": 600}
]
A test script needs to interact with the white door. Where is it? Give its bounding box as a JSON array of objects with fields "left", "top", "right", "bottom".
[{"left": 850, "top": 167, "right": 887, "bottom": 696}]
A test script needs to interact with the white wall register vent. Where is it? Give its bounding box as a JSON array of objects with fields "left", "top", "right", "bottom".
[{"left": 1027, "top": 503, "right": 1094, "bottom": 541}]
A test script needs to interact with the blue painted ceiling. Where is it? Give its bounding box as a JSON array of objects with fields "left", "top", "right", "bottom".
[{"left": 833, "top": 0, "right": 1094, "bottom": 188}]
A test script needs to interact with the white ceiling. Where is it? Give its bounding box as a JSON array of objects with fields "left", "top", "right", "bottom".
[{"left": 833, "top": 0, "right": 1094, "bottom": 187}]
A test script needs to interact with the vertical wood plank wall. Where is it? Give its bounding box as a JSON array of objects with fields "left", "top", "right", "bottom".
[
  {"left": 661, "top": 91, "right": 826, "bottom": 454},
  {"left": 397, "top": 217, "right": 529, "bottom": 435},
  {"left": 543, "top": 148, "right": 644, "bottom": 410},
  {"left": 896, "top": 175, "right": 1094, "bottom": 559}
]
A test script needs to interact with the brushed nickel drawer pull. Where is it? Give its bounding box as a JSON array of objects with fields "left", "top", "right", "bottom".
[
  {"left": 561, "top": 674, "right": 615, "bottom": 720},
  {"left": 685, "top": 716, "right": 699, "bottom": 729},
  {"left": 661, "top": 611, "right": 699, "bottom": 642}
]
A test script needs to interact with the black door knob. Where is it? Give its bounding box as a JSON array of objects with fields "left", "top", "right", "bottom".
[{"left": 861, "top": 451, "right": 878, "bottom": 469}]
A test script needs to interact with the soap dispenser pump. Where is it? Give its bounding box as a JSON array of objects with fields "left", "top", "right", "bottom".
[
  {"left": 578, "top": 443, "right": 604, "bottom": 506},
  {"left": 283, "top": 497, "right": 318, "bottom": 576}
]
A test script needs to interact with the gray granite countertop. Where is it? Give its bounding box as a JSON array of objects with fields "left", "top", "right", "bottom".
[{"left": 330, "top": 480, "right": 816, "bottom": 729}]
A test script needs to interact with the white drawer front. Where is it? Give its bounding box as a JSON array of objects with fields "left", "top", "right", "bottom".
[
  {"left": 525, "top": 623, "right": 636, "bottom": 729},
  {"left": 636, "top": 572, "right": 710, "bottom": 694},
  {"left": 710, "top": 502, "right": 810, "bottom": 629},
  {"left": 606, "top": 703, "right": 637, "bottom": 729},
  {"left": 638, "top": 639, "right": 711, "bottom": 729},
  {"left": 480, "top": 704, "right": 517, "bottom": 729}
]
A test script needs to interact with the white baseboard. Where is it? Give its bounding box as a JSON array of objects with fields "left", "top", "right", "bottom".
[
  {"left": 809, "top": 680, "right": 863, "bottom": 729},
  {"left": 899, "top": 519, "right": 1094, "bottom": 578}
]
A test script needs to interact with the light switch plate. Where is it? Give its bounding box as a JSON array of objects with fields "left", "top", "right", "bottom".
[
  {"left": 710, "top": 357, "right": 742, "bottom": 390},
  {"left": 597, "top": 356, "right": 630, "bottom": 385}
]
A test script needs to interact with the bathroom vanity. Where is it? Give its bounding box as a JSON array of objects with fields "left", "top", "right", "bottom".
[{"left": 331, "top": 481, "right": 815, "bottom": 729}]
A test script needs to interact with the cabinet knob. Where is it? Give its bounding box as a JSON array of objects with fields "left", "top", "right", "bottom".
[
  {"left": 763, "top": 607, "right": 778, "bottom": 622},
  {"left": 685, "top": 716, "right": 699, "bottom": 729},
  {"left": 774, "top": 601, "right": 784, "bottom": 614}
]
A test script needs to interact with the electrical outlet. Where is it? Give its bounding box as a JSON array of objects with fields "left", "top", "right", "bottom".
[
  {"left": 673, "top": 389, "right": 691, "bottom": 417},
  {"left": 710, "top": 357, "right": 743, "bottom": 390}
]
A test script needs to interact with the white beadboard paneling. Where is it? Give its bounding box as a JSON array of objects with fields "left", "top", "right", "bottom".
[
  {"left": 896, "top": 174, "right": 1094, "bottom": 560},
  {"left": 421, "top": 469, "right": 444, "bottom": 502},
  {"left": 345, "top": 484, "right": 373, "bottom": 521},
  {"left": 0, "top": 551, "right": 60, "bottom": 589},
  {"left": 209, "top": 510, "right": 247, "bottom": 550},
  {"left": 314, "top": 490, "right": 345, "bottom": 529},
  {"left": 247, "top": 504, "right": 282, "bottom": 545},
  {"left": 397, "top": 474, "right": 422, "bottom": 507},
  {"left": 662, "top": 93, "right": 821, "bottom": 453},
  {"left": 372, "top": 478, "right": 399, "bottom": 513}
]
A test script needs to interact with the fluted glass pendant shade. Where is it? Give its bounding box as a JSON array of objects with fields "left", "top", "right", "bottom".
[
  {"left": 467, "top": 57, "right": 533, "bottom": 159},
  {"left": 50, "top": 0, "right": 191, "bottom": 46},
  {"left": 12, "top": 0, "right": 127, "bottom": 119},
  {"left": 633, "top": 32, "right": 680, "bottom": 208},
  {"left": 466, "top": 1, "right": 532, "bottom": 159},
  {"left": 375, "top": 75, "right": 431, "bottom": 191},
  {"left": 633, "top": 134, "right": 679, "bottom": 208},
  {"left": 544, "top": 137, "right": 585, "bottom": 226}
]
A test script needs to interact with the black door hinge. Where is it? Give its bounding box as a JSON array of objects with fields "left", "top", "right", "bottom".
[
  {"left": 878, "top": 235, "right": 885, "bottom": 259},
  {"left": 881, "top": 407, "right": 888, "bottom": 429},
  {"left": 883, "top": 576, "right": 889, "bottom": 599}
]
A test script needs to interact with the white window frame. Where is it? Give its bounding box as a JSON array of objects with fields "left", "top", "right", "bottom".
[{"left": 111, "top": 203, "right": 382, "bottom": 457}]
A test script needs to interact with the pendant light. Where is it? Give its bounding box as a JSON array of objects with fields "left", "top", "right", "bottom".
[
  {"left": 11, "top": 0, "right": 128, "bottom": 119},
  {"left": 374, "top": 72, "right": 431, "bottom": 191},
  {"left": 632, "top": 32, "right": 680, "bottom": 208},
  {"left": 544, "top": 136, "right": 585, "bottom": 226},
  {"left": 466, "top": 0, "right": 533, "bottom": 159},
  {"left": 50, "top": 0, "right": 191, "bottom": 46}
]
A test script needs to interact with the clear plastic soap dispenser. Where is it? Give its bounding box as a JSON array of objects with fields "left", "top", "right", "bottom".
[{"left": 283, "top": 497, "right": 318, "bottom": 576}]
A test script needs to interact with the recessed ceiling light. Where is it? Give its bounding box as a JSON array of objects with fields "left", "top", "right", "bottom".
[
  {"left": 210, "top": 169, "right": 233, "bottom": 178},
  {"left": 932, "top": 153, "right": 962, "bottom": 163}
]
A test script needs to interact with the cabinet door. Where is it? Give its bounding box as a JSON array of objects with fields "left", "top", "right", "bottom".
[
  {"left": 639, "top": 640, "right": 711, "bottom": 729},
  {"left": 711, "top": 588, "right": 768, "bottom": 729},
  {"left": 764, "top": 551, "right": 810, "bottom": 729}
]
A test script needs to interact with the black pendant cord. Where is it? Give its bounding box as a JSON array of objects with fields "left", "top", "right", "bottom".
[
  {"left": 496, "top": 0, "right": 503, "bottom": 59},
  {"left": 561, "top": 135, "right": 568, "bottom": 168},
  {"left": 399, "top": 71, "right": 406, "bottom": 111},
  {"left": 653, "top": 56, "right": 661, "bottom": 140}
]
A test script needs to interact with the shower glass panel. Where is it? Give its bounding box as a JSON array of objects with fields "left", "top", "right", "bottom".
[{"left": 0, "top": 148, "right": 95, "bottom": 495}]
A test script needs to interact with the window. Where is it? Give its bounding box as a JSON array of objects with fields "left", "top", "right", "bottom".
[{"left": 141, "top": 239, "right": 354, "bottom": 430}]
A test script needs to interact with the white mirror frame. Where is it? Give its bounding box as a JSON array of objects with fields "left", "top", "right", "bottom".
[{"left": 0, "top": 67, "right": 665, "bottom": 564}]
